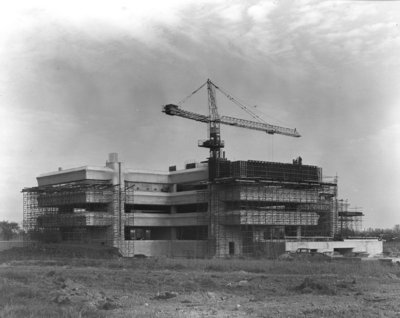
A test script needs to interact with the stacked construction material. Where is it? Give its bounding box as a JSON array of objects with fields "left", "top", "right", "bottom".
[
  {"left": 213, "top": 159, "right": 322, "bottom": 182},
  {"left": 236, "top": 160, "right": 321, "bottom": 182}
]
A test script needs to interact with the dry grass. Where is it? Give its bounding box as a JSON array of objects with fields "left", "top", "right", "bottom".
[
  {"left": 111, "top": 256, "right": 397, "bottom": 278},
  {"left": 1, "top": 248, "right": 400, "bottom": 317}
]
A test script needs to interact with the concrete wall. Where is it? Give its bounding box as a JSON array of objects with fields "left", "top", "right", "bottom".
[
  {"left": 285, "top": 239, "right": 382, "bottom": 257},
  {"left": 125, "top": 171, "right": 170, "bottom": 184},
  {"left": 124, "top": 167, "right": 208, "bottom": 185},
  {"left": 127, "top": 190, "right": 206, "bottom": 205},
  {"left": 123, "top": 212, "right": 207, "bottom": 227},
  {"left": 37, "top": 166, "right": 113, "bottom": 186},
  {"left": 169, "top": 167, "right": 208, "bottom": 184},
  {"left": 37, "top": 165, "right": 208, "bottom": 188},
  {"left": 119, "top": 240, "right": 208, "bottom": 258}
]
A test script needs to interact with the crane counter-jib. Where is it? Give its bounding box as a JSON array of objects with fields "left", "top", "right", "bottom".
[{"left": 162, "top": 104, "right": 210, "bottom": 124}]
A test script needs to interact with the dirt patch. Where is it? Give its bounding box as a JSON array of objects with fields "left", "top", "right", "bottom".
[
  {"left": 295, "top": 277, "right": 338, "bottom": 295},
  {"left": 294, "top": 276, "right": 358, "bottom": 295},
  {"left": 1, "top": 257, "right": 400, "bottom": 317},
  {"left": 50, "top": 276, "right": 121, "bottom": 310}
]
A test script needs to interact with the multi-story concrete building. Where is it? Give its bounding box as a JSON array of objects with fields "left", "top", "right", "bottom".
[{"left": 23, "top": 153, "right": 380, "bottom": 258}]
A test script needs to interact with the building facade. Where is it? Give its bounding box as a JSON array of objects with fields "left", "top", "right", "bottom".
[{"left": 23, "top": 153, "right": 372, "bottom": 258}]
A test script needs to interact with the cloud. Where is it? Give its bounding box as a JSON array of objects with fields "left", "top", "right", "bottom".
[
  {"left": 219, "top": 3, "right": 245, "bottom": 22},
  {"left": 247, "top": 2, "right": 276, "bottom": 22}
]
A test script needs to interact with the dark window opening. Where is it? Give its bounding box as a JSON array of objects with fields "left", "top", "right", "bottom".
[
  {"left": 263, "top": 227, "right": 285, "bottom": 240},
  {"left": 185, "top": 163, "right": 196, "bottom": 169},
  {"left": 176, "top": 183, "right": 208, "bottom": 192},
  {"left": 176, "top": 226, "right": 208, "bottom": 240},
  {"left": 229, "top": 242, "right": 235, "bottom": 255},
  {"left": 176, "top": 203, "right": 208, "bottom": 213},
  {"left": 125, "top": 204, "right": 170, "bottom": 213},
  {"left": 124, "top": 227, "right": 151, "bottom": 240},
  {"left": 125, "top": 181, "right": 170, "bottom": 193},
  {"left": 226, "top": 201, "right": 288, "bottom": 211},
  {"left": 124, "top": 226, "right": 171, "bottom": 240},
  {"left": 284, "top": 226, "right": 298, "bottom": 237}
]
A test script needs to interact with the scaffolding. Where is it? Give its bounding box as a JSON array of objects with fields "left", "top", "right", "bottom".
[
  {"left": 207, "top": 158, "right": 339, "bottom": 258},
  {"left": 22, "top": 180, "right": 117, "bottom": 246},
  {"left": 22, "top": 157, "right": 360, "bottom": 259},
  {"left": 337, "top": 199, "right": 364, "bottom": 235}
]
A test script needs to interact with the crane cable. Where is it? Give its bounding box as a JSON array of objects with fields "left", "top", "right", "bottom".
[
  {"left": 211, "top": 82, "right": 267, "bottom": 124},
  {"left": 177, "top": 81, "right": 207, "bottom": 106},
  {"left": 177, "top": 79, "right": 285, "bottom": 128}
]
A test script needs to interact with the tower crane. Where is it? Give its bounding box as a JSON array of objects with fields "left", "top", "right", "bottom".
[{"left": 162, "top": 79, "right": 300, "bottom": 161}]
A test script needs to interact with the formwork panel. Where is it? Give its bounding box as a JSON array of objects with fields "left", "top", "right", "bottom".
[{"left": 214, "top": 159, "right": 322, "bottom": 182}]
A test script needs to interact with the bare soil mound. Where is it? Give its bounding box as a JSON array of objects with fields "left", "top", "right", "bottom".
[{"left": 294, "top": 276, "right": 358, "bottom": 295}]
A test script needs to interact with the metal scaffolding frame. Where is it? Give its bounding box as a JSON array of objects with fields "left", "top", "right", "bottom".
[
  {"left": 337, "top": 199, "right": 364, "bottom": 235},
  {"left": 22, "top": 180, "right": 118, "bottom": 246},
  {"left": 206, "top": 159, "right": 339, "bottom": 258},
  {"left": 22, "top": 158, "right": 361, "bottom": 259}
]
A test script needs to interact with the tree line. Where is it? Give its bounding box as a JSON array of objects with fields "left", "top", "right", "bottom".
[{"left": 0, "top": 221, "right": 23, "bottom": 241}]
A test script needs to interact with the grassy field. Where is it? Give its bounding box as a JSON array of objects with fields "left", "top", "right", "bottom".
[{"left": 1, "top": 246, "right": 400, "bottom": 317}]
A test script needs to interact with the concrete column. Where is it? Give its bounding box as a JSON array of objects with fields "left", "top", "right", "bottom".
[
  {"left": 170, "top": 182, "right": 177, "bottom": 213},
  {"left": 171, "top": 184, "right": 177, "bottom": 192},
  {"left": 170, "top": 183, "right": 178, "bottom": 241},
  {"left": 296, "top": 226, "right": 302, "bottom": 240},
  {"left": 106, "top": 153, "right": 125, "bottom": 248},
  {"left": 171, "top": 227, "right": 177, "bottom": 240},
  {"left": 106, "top": 153, "right": 122, "bottom": 186}
]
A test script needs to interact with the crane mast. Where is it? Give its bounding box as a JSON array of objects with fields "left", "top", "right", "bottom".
[{"left": 205, "top": 79, "right": 223, "bottom": 159}]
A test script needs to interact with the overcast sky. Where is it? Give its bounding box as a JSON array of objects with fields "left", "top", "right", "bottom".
[{"left": 0, "top": 0, "right": 399, "bottom": 228}]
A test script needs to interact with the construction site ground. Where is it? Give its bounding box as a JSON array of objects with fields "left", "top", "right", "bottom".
[{"left": 1, "top": 245, "right": 400, "bottom": 317}]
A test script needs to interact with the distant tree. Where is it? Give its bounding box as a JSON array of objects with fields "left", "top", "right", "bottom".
[
  {"left": 358, "top": 226, "right": 400, "bottom": 242},
  {"left": 0, "top": 221, "right": 20, "bottom": 240}
]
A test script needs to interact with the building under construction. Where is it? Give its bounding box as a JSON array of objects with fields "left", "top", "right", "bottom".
[
  {"left": 22, "top": 80, "right": 380, "bottom": 257},
  {"left": 22, "top": 153, "right": 378, "bottom": 258}
]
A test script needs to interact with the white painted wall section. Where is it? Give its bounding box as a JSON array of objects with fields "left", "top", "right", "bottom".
[{"left": 285, "top": 239, "right": 382, "bottom": 257}]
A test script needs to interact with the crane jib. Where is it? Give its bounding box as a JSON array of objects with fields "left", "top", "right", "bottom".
[{"left": 162, "top": 104, "right": 300, "bottom": 137}]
